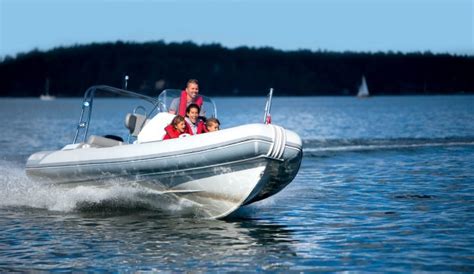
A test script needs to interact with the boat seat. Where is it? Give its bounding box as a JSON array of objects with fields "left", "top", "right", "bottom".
[
  {"left": 136, "top": 112, "right": 176, "bottom": 143},
  {"left": 87, "top": 135, "right": 124, "bottom": 147},
  {"left": 125, "top": 113, "right": 149, "bottom": 137}
]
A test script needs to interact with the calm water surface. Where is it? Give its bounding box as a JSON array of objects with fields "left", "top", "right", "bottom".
[{"left": 0, "top": 95, "right": 473, "bottom": 271}]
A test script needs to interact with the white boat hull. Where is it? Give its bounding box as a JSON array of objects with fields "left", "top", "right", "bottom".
[{"left": 26, "top": 124, "right": 303, "bottom": 218}]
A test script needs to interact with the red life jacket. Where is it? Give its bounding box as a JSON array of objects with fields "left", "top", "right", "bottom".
[
  {"left": 200, "top": 122, "right": 209, "bottom": 133},
  {"left": 163, "top": 124, "right": 185, "bottom": 140},
  {"left": 185, "top": 120, "right": 206, "bottom": 135},
  {"left": 178, "top": 90, "right": 203, "bottom": 116}
]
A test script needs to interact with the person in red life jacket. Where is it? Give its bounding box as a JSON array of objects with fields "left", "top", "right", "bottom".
[
  {"left": 205, "top": 118, "right": 220, "bottom": 132},
  {"left": 169, "top": 79, "right": 205, "bottom": 116},
  {"left": 184, "top": 104, "right": 206, "bottom": 135},
  {"left": 163, "top": 115, "right": 187, "bottom": 140}
]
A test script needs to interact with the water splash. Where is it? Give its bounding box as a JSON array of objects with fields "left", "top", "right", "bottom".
[{"left": 0, "top": 160, "right": 198, "bottom": 216}]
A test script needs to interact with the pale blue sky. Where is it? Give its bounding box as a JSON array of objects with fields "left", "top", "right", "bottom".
[{"left": 0, "top": 0, "right": 472, "bottom": 57}]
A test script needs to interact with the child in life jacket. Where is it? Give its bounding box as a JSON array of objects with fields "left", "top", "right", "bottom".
[
  {"left": 184, "top": 104, "right": 206, "bottom": 135},
  {"left": 163, "top": 115, "right": 187, "bottom": 140},
  {"left": 205, "top": 118, "right": 220, "bottom": 132}
]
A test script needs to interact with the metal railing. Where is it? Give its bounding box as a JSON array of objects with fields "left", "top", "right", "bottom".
[
  {"left": 72, "top": 85, "right": 160, "bottom": 144},
  {"left": 263, "top": 88, "right": 273, "bottom": 124}
]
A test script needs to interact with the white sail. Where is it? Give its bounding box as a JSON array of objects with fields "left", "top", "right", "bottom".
[
  {"left": 357, "top": 76, "right": 369, "bottom": 97},
  {"left": 40, "top": 78, "right": 56, "bottom": 100}
]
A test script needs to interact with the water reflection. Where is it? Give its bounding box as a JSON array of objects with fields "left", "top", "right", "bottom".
[{"left": 2, "top": 208, "right": 298, "bottom": 271}]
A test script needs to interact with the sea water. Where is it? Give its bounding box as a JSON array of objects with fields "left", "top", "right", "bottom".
[{"left": 0, "top": 95, "right": 473, "bottom": 271}]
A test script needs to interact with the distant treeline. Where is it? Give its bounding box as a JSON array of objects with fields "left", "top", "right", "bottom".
[{"left": 0, "top": 40, "right": 473, "bottom": 97}]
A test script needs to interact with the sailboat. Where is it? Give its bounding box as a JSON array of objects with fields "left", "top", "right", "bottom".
[
  {"left": 357, "top": 75, "right": 370, "bottom": 98},
  {"left": 40, "top": 78, "right": 56, "bottom": 100}
]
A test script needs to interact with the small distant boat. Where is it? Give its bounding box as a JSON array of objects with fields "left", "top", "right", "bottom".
[
  {"left": 39, "top": 93, "right": 56, "bottom": 101},
  {"left": 357, "top": 76, "right": 370, "bottom": 98},
  {"left": 40, "top": 78, "right": 56, "bottom": 100}
]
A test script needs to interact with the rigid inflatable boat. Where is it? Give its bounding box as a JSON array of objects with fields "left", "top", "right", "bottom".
[{"left": 26, "top": 86, "right": 303, "bottom": 218}]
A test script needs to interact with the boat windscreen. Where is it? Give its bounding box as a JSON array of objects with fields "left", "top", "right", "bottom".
[{"left": 157, "top": 89, "right": 217, "bottom": 118}]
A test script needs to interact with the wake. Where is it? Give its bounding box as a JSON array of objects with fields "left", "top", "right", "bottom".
[{"left": 303, "top": 137, "right": 474, "bottom": 155}]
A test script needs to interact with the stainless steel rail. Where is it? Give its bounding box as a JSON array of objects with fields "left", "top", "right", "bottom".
[{"left": 73, "top": 85, "right": 160, "bottom": 144}]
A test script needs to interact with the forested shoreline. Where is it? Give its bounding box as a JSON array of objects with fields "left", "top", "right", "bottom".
[{"left": 0, "top": 41, "right": 472, "bottom": 97}]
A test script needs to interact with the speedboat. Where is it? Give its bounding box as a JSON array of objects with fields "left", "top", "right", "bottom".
[{"left": 26, "top": 85, "right": 303, "bottom": 218}]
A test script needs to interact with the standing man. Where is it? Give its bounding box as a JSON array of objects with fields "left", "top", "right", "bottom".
[{"left": 169, "top": 79, "right": 205, "bottom": 116}]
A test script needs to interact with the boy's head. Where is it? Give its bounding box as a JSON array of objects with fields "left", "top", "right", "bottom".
[{"left": 206, "top": 118, "right": 220, "bottom": 132}]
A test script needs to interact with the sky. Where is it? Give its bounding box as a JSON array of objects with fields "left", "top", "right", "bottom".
[{"left": 0, "top": 0, "right": 473, "bottom": 58}]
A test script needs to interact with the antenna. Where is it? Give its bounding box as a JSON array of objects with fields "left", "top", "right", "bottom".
[{"left": 263, "top": 88, "right": 273, "bottom": 124}]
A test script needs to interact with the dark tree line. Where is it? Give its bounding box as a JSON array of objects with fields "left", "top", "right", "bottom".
[{"left": 0, "top": 40, "right": 472, "bottom": 97}]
